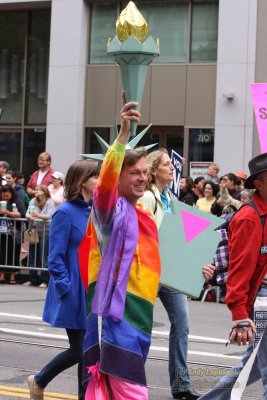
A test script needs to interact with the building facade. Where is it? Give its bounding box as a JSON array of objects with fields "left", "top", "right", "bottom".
[{"left": 0, "top": 0, "right": 266, "bottom": 179}]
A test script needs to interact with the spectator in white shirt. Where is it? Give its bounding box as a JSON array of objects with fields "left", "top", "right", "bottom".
[{"left": 48, "top": 171, "right": 65, "bottom": 209}]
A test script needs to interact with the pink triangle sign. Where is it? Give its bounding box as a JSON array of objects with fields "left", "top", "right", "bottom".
[{"left": 181, "top": 210, "right": 213, "bottom": 243}]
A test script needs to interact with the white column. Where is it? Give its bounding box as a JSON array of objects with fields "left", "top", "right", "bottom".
[
  {"left": 46, "top": 0, "right": 89, "bottom": 174},
  {"left": 214, "top": 0, "right": 257, "bottom": 175}
]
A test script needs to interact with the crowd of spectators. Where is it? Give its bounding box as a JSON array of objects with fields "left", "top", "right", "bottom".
[
  {"left": 0, "top": 155, "right": 64, "bottom": 286},
  {"left": 179, "top": 167, "right": 254, "bottom": 216}
]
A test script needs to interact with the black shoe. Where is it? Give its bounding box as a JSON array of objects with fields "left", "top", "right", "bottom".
[{"left": 172, "top": 389, "right": 200, "bottom": 400}]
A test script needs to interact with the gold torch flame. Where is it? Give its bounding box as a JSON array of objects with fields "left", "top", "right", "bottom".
[{"left": 116, "top": 1, "right": 148, "bottom": 44}]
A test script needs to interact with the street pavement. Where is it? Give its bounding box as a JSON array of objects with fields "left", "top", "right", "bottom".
[{"left": 0, "top": 284, "right": 264, "bottom": 399}]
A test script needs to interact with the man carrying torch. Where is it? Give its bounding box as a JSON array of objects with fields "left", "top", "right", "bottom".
[{"left": 79, "top": 94, "right": 161, "bottom": 399}]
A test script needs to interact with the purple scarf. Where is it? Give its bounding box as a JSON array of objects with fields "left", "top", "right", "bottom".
[{"left": 91, "top": 197, "right": 138, "bottom": 322}]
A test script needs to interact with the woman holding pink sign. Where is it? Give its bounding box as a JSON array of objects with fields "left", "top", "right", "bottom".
[{"left": 141, "top": 149, "right": 214, "bottom": 400}]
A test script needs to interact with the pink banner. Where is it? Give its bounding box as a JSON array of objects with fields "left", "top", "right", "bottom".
[{"left": 251, "top": 83, "right": 267, "bottom": 153}]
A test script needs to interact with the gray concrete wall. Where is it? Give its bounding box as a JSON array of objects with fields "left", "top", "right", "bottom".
[
  {"left": 214, "top": 0, "right": 258, "bottom": 175},
  {"left": 45, "top": 0, "right": 89, "bottom": 174}
]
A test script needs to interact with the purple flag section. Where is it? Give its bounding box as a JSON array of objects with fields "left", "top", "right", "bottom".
[
  {"left": 251, "top": 83, "right": 267, "bottom": 153},
  {"left": 181, "top": 210, "right": 213, "bottom": 243},
  {"left": 170, "top": 149, "right": 183, "bottom": 198},
  {"left": 91, "top": 197, "right": 138, "bottom": 322}
]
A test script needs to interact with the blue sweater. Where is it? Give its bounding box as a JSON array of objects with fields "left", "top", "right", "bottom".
[
  {"left": 14, "top": 184, "right": 26, "bottom": 204},
  {"left": 43, "top": 198, "right": 91, "bottom": 329}
]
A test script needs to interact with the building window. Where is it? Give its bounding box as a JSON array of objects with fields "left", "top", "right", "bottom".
[
  {"left": 0, "top": 9, "right": 51, "bottom": 174},
  {"left": 134, "top": 1, "right": 189, "bottom": 63},
  {"left": 84, "top": 126, "right": 184, "bottom": 158},
  {"left": 84, "top": 127, "right": 111, "bottom": 154},
  {"left": 0, "top": 12, "right": 27, "bottom": 125},
  {"left": 0, "top": 10, "right": 50, "bottom": 126},
  {"left": 88, "top": 0, "right": 218, "bottom": 64},
  {"left": 23, "top": 128, "right": 46, "bottom": 182},
  {"left": 0, "top": 130, "right": 21, "bottom": 170},
  {"left": 25, "top": 11, "right": 51, "bottom": 124},
  {"left": 104, "top": 125, "right": 184, "bottom": 156},
  {"left": 189, "top": 128, "right": 214, "bottom": 162},
  {"left": 89, "top": 4, "right": 117, "bottom": 64},
  {"left": 191, "top": 0, "right": 218, "bottom": 62}
]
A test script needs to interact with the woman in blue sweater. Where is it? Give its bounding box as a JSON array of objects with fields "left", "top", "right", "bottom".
[{"left": 27, "top": 159, "right": 98, "bottom": 400}]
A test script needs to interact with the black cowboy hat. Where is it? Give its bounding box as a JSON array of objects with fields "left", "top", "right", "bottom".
[{"left": 244, "top": 152, "right": 267, "bottom": 189}]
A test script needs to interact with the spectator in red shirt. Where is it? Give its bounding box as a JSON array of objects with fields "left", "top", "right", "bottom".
[{"left": 26, "top": 152, "right": 55, "bottom": 197}]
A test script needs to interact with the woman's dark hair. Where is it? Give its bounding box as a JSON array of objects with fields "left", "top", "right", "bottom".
[
  {"left": 225, "top": 173, "right": 237, "bottom": 185},
  {"left": 1, "top": 184, "right": 17, "bottom": 202},
  {"left": 64, "top": 159, "right": 99, "bottom": 202},
  {"left": 6, "top": 169, "right": 18, "bottom": 181},
  {"left": 181, "top": 176, "right": 194, "bottom": 191},
  {"left": 17, "top": 171, "right": 25, "bottom": 180},
  {"left": 194, "top": 176, "right": 205, "bottom": 186},
  {"left": 204, "top": 180, "right": 219, "bottom": 197}
]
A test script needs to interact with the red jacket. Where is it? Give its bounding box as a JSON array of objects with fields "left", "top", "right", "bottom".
[
  {"left": 27, "top": 167, "right": 55, "bottom": 191},
  {"left": 226, "top": 192, "right": 267, "bottom": 320}
]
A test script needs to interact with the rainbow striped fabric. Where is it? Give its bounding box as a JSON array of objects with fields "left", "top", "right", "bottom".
[{"left": 79, "top": 141, "right": 161, "bottom": 387}]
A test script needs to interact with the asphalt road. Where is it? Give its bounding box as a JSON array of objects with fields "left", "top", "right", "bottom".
[{"left": 0, "top": 285, "right": 264, "bottom": 399}]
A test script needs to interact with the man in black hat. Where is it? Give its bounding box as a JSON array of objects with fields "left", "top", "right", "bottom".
[
  {"left": 199, "top": 153, "right": 267, "bottom": 400},
  {"left": 226, "top": 153, "right": 267, "bottom": 341}
]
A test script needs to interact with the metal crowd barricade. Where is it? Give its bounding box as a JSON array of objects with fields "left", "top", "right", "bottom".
[{"left": 0, "top": 217, "right": 51, "bottom": 271}]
